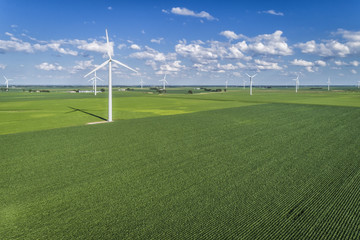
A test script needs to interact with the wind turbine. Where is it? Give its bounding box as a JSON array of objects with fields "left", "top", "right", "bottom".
[
  {"left": 357, "top": 81, "right": 360, "bottom": 89},
  {"left": 293, "top": 74, "right": 300, "bottom": 93},
  {"left": 327, "top": 77, "right": 331, "bottom": 91},
  {"left": 225, "top": 80, "right": 228, "bottom": 89},
  {"left": 84, "top": 29, "right": 138, "bottom": 122},
  {"left": 140, "top": 79, "right": 145, "bottom": 89},
  {"left": 88, "top": 71, "right": 103, "bottom": 96},
  {"left": 242, "top": 79, "right": 247, "bottom": 89},
  {"left": 3, "top": 74, "right": 13, "bottom": 92},
  {"left": 159, "top": 74, "right": 168, "bottom": 90},
  {"left": 246, "top": 73, "right": 257, "bottom": 95}
]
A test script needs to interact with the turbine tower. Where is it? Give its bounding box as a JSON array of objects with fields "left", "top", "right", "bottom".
[
  {"left": 246, "top": 73, "right": 257, "bottom": 95},
  {"left": 327, "top": 77, "right": 331, "bottom": 91},
  {"left": 357, "top": 81, "right": 360, "bottom": 88},
  {"left": 225, "top": 80, "right": 228, "bottom": 89},
  {"left": 140, "top": 79, "right": 145, "bottom": 89},
  {"left": 242, "top": 79, "right": 246, "bottom": 89},
  {"left": 88, "top": 71, "right": 103, "bottom": 96},
  {"left": 3, "top": 74, "right": 13, "bottom": 92},
  {"left": 84, "top": 29, "right": 138, "bottom": 122},
  {"left": 159, "top": 74, "right": 168, "bottom": 90},
  {"left": 293, "top": 74, "right": 300, "bottom": 93}
]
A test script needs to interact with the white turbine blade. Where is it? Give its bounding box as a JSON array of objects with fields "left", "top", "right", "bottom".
[
  {"left": 3, "top": 74, "right": 12, "bottom": 81},
  {"left": 252, "top": 74, "right": 257, "bottom": 78},
  {"left": 245, "top": 73, "right": 251, "bottom": 78},
  {"left": 97, "top": 76, "right": 104, "bottom": 81},
  {"left": 112, "top": 59, "right": 138, "bottom": 73},
  {"left": 105, "top": 29, "right": 112, "bottom": 59},
  {"left": 84, "top": 60, "right": 109, "bottom": 78},
  {"left": 165, "top": 80, "right": 168, "bottom": 84}
]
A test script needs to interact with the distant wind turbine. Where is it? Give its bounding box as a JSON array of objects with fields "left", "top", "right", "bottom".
[
  {"left": 84, "top": 29, "right": 138, "bottom": 122},
  {"left": 140, "top": 79, "right": 145, "bottom": 89},
  {"left": 159, "top": 74, "right": 168, "bottom": 90},
  {"left": 242, "top": 79, "right": 247, "bottom": 89},
  {"left": 3, "top": 74, "right": 13, "bottom": 92},
  {"left": 293, "top": 74, "right": 300, "bottom": 93},
  {"left": 88, "top": 71, "right": 103, "bottom": 96},
  {"left": 357, "top": 81, "right": 360, "bottom": 88},
  {"left": 327, "top": 77, "right": 331, "bottom": 91},
  {"left": 246, "top": 73, "right": 257, "bottom": 95},
  {"left": 225, "top": 80, "right": 228, "bottom": 89}
]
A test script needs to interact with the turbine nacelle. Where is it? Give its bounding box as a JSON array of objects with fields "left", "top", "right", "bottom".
[{"left": 246, "top": 73, "right": 257, "bottom": 79}]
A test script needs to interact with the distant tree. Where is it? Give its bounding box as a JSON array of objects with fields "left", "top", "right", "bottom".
[
  {"left": 100, "top": 88, "right": 105, "bottom": 92},
  {"left": 188, "top": 90, "right": 193, "bottom": 94},
  {"left": 157, "top": 89, "right": 166, "bottom": 94}
]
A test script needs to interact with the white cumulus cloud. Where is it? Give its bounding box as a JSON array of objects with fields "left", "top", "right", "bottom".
[
  {"left": 158, "top": 60, "right": 185, "bottom": 74},
  {"left": 71, "top": 60, "right": 94, "bottom": 73},
  {"left": 130, "top": 44, "right": 141, "bottom": 50},
  {"left": 315, "top": 60, "right": 327, "bottom": 67},
  {"left": 36, "top": 62, "right": 64, "bottom": 71},
  {"left": 220, "top": 31, "right": 247, "bottom": 41},
  {"left": 170, "top": 7, "right": 216, "bottom": 21},
  {"left": 260, "top": 10, "right": 284, "bottom": 16},
  {"left": 291, "top": 59, "right": 314, "bottom": 67},
  {"left": 151, "top": 38, "right": 164, "bottom": 44},
  {"left": 295, "top": 29, "right": 360, "bottom": 57},
  {"left": 254, "top": 59, "right": 282, "bottom": 70},
  {"left": 350, "top": 60, "right": 359, "bottom": 67},
  {"left": 77, "top": 40, "right": 112, "bottom": 55},
  {"left": 291, "top": 59, "right": 316, "bottom": 72},
  {"left": 130, "top": 46, "right": 176, "bottom": 62},
  {"left": 220, "top": 30, "right": 292, "bottom": 56}
]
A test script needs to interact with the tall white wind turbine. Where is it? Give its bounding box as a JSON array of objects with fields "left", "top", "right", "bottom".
[
  {"left": 327, "top": 77, "right": 331, "bottom": 91},
  {"left": 293, "top": 74, "right": 300, "bottom": 93},
  {"left": 140, "top": 79, "right": 145, "bottom": 89},
  {"left": 84, "top": 29, "right": 138, "bottom": 122},
  {"left": 225, "top": 80, "right": 228, "bottom": 89},
  {"left": 246, "top": 73, "right": 257, "bottom": 95},
  {"left": 159, "top": 74, "right": 168, "bottom": 90},
  {"left": 3, "top": 74, "right": 13, "bottom": 92},
  {"left": 88, "top": 71, "right": 103, "bottom": 96}
]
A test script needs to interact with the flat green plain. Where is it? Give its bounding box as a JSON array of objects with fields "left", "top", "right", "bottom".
[{"left": 1, "top": 88, "right": 360, "bottom": 239}]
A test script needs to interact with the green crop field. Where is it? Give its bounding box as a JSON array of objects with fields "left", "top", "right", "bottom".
[{"left": 1, "top": 87, "right": 360, "bottom": 239}]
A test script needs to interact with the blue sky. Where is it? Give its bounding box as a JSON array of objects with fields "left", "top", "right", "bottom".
[{"left": 0, "top": 0, "right": 360, "bottom": 86}]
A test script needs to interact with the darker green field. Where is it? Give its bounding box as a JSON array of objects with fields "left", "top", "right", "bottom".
[{"left": 1, "top": 88, "right": 360, "bottom": 239}]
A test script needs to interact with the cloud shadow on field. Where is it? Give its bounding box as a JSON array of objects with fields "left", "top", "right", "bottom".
[{"left": 66, "top": 106, "right": 107, "bottom": 121}]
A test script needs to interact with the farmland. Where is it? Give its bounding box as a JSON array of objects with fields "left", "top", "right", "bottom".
[{"left": 1, "top": 87, "right": 360, "bottom": 239}]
